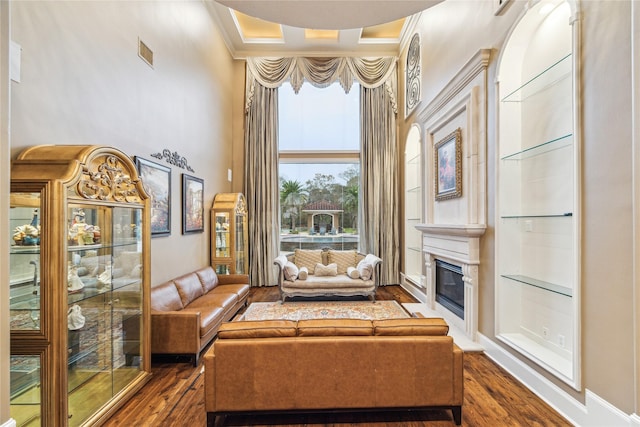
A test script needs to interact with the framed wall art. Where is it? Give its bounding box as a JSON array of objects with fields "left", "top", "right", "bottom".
[
  {"left": 182, "top": 174, "right": 204, "bottom": 234},
  {"left": 434, "top": 128, "right": 462, "bottom": 201},
  {"left": 135, "top": 156, "right": 171, "bottom": 236}
]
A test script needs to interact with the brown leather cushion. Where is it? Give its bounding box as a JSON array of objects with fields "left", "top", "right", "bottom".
[
  {"left": 173, "top": 273, "right": 205, "bottom": 306},
  {"left": 195, "top": 266, "right": 219, "bottom": 293},
  {"left": 190, "top": 292, "right": 238, "bottom": 311},
  {"left": 297, "top": 319, "right": 373, "bottom": 336},
  {"left": 212, "top": 284, "right": 250, "bottom": 300},
  {"left": 373, "top": 318, "right": 449, "bottom": 336},
  {"left": 150, "top": 281, "right": 184, "bottom": 312},
  {"left": 217, "top": 320, "right": 297, "bottom": 339},
  {"left": 182, "top": 305, "right": 225, "bottom": 336}
]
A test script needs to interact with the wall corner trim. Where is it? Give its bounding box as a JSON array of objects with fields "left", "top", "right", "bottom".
[
  {"left": 416, "top": 48, "right": 491, "bottom": 123},
  {"left": 479, "top": 333, "right": 636, "bottom": 426}
]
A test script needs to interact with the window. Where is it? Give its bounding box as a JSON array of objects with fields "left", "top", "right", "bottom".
[{"left": 278, "top": 82, "right": 360, "bottom": 253}]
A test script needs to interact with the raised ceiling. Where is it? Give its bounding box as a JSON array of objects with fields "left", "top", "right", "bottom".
[{"left": 206, "top": 0, "right": 444, "bottom": 58}]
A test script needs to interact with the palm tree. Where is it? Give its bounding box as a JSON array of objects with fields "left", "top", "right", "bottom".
[
  {"left": 342, "top": 184, "right": 359, "bottom": 231},
  {"left": 280, "top": 180, "right": 308, "bottom": 231}
]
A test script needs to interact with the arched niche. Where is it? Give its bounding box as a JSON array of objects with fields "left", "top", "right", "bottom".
[
  {"left": 495, "top": 0, "right": 581, "bottom": 390},
  {"left": 402, "top": 124, "right": 425, "bottom": 300}
]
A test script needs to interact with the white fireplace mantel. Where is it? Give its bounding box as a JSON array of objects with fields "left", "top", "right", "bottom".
[
  {"left": 415, "top": 223, "right": 486, "bottom": 340},
  {"left": 415, "top": 223, "right": 486, "bottom": 265},
  {"left": 415, "top": 223, "right": 486, "bottom": 238}
]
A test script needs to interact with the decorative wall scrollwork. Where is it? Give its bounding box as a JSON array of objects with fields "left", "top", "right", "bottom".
[
  {"left": 76, "top": 155, "right": 142, "bottom": 203},
  {"left": 406, "top": 33, "right": 421, "bottom": 117},
  {"left": 150, "top": 149, "right": 195, "bottom": 172}
]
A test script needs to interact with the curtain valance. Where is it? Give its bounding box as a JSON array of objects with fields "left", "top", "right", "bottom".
[{"left": 245, "top": 56, "right": 398, "bottom": 113}]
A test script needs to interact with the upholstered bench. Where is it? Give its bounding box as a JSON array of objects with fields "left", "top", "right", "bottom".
[{"left": 150, "top": 266, "right": 249, "bottom": 365}]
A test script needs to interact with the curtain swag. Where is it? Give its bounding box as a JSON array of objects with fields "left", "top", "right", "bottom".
[{"left": 245, "top": 57, "right": 398, "bottom": 114}]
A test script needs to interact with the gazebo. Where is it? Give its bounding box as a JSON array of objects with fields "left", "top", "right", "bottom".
[{"left": 302, "top": 200, "right": 343, "bottom": 234}]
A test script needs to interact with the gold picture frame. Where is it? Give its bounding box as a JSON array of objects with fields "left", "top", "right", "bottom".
[
  {"left": 434, "top": 128, "right": 462, "bottom": 201},
  {"left": 182, "top": 174, "right": 204, "bottom": 234}
]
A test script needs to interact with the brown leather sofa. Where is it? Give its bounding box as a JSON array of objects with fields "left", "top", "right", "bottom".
[
  {"left": 150, "top": 266, "right": 249, "bottom": 365},
  {"left": 204, "top": 317, "right": 463, "bottom": 425}
]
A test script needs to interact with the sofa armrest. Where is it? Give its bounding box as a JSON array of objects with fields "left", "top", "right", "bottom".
[
  {"left": 217, "top": 274, "right": 249, "bottom": 286},
  {"left": 361, "top": 253, "right": 382, "bottom": 287},
  {"left": 452, "top": 344, "right": 464, "bottom": 404},
  {"left": 274, "top": 255, "right": 288, "bottom": 285},
  {"left": 151, "top": 310, "right": 201, "bottom": 354},
  {"left": 203, "top": 346, "right": 216, "bottom": 412}
]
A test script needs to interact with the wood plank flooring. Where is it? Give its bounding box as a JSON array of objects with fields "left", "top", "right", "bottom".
[{"left": 103, "top": 285, "right": 572, "bottom": 427}]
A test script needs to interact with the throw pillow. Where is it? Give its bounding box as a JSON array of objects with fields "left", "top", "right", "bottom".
[
  {"left": 346, "top": 266, "right": 360, "bottom": 279},
  {"left": 357, "top": 259, "right": 373, "bottom": 280},
  {"left": 298, "top": 266, "right": 308, "bottom": 280},
  {"left": 294, "top": 249, "right": 323, "bottom": 274},
  {"left": 328, "top": 250, "right": 357, "bottom": 274},
  {"left": 283, "top": 261, "right": 299, "bottom": 281},
  {"left": 315, "top": 262, "right": 338, "bottom": 277}
]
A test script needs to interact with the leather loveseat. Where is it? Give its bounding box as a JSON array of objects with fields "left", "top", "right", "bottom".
[
  {"left": 150, "top": 266, "right": 249, "bottom": 365},
  {"left": 204, "top": 317, "right": 463, "bottom": 425}
]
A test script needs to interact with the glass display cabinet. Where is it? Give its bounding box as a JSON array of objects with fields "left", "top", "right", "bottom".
[
  {"left": 211, "top": 193, "right": 247, "bottom": 275},
  {"left": 10, "top": 145, "right": 151, "bottom": 426}
]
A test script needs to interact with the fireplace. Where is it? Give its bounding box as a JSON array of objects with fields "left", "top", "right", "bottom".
[
  {"left": 414, "top": 223, "right": 486, "bottom": 340},
  {"left": 435, "top": 260, "right": 464, "bottom": 319}
]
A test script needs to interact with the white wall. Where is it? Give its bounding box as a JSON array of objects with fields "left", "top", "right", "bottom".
[
  {"left": 2, "top": 2, "right": 237, "bottom": 423},
  {"left": 401, "top": 0, "right": 638, "bottom": 418},
  {"left": 9, "top": 0, "right": 238, "bottom": 285},
  {"left": 0, "top": 1, "right": 10, "bottom": 424}
]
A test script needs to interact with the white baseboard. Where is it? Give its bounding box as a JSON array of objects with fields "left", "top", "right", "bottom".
[
  {"left": 479, "top": 333, "right": 636, "bottom": 426},
  {"left": 1, "top": 418, "right": 16, "bottom": 427},
  {"left": 399, "top": 280, "right": 427, "bottom": 303}
]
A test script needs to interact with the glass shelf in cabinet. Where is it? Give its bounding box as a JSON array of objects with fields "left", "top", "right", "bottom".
[
  {"left": 67, "top": 240, "right": 139, "bottom": 252},
  {"left": 9, "top": 246, "right": 41, "bottom": 254},
  {"left": 407, "top": 246, "right": 422, "bottom": 253},
  {"left": 501, "top": 213, "right": 573, "bottom": 219},
  {"left": 501, "top": 53, "right": 572, "bottom": 103},
  {"left": 502, "top": 274, "right": 572, "bottom": 297},
  {"left": 501, "top": 134, "right": 573, "bottom": 161},
  {"left": 68, "top": 356, "right": 111, "bottom": 395},
  {"left": 67, "top": 285, "right": 112, "bottom": 304},
  {"left": 406, "top": 217, "right": 421, "bottom": 222},
  {"left": 406, "top": 185, "right": 421, "bottom": 193},
  {"left": 407, "top": 153, "right": 420, "bottom": 165}
]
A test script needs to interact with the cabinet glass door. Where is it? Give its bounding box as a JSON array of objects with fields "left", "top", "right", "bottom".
[
  {"left": 214, "top": 212, "right": 231, "bottom": 274},
  {"left": 10, "top": 193, "right": 42, "bottom": 332},
  {"left": 10, "top": 193, "right": 44, "bottom": 426},
  {"left": 10, "top": 354, "right": 41, "bottom": 426},
  {"left": 66, "top": 204, "right": 143, "bottom": 426},
  {"left": 235, "top": 212, "right": 245, "bottom": 274}
]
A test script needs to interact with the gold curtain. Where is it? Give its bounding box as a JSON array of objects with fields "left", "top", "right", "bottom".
[
  {"left": 243, "top": 57, "right": 399, "bottom": 287},
  {"left": 243, "top": 83, "right": 280, "bottom": 286},
  {"left": 359, "top": 85, "right": 399, "bottom": 285}
]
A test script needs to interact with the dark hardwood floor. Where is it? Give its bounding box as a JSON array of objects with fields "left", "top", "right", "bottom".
[{"left": 103, "top": 285, "right": 573, "bottom": 427}]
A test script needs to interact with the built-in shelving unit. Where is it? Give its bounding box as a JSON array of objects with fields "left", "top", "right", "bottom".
[
  {"left": 403, "top": 126, "right": 425, "bottom": 297},
  {"left": 496, "top": 1, "right": 580, "bottom": 389}
]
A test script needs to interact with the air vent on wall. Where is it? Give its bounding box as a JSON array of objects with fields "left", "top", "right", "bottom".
[{"left": 138, "top": 38, "right": 153, "bottom": 67}]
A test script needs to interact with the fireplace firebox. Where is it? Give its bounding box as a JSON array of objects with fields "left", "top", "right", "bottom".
[{"left": 435, "top": 260, "right": 464, "bottom": 319}]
